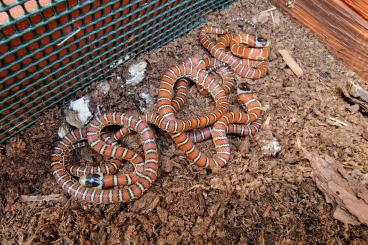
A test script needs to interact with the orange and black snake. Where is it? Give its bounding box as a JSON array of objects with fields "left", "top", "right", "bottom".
[
  {"left": 51, "top": 114, "right": 159, "bottom": 203},
  {"left": 199, "top": 26, "right": 270, "bottom": 79},
  {"left": 51, "top": 26, "right": 269, "bottom": 203}
]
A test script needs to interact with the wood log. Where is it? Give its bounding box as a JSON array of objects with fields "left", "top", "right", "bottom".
[{"left": 272, "top": 0, "right": 368, "bottom": 80}]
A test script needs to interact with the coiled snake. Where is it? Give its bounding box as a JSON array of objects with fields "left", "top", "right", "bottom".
[{"left": 50, "top": 26, "right": 270, "bottom": 203}]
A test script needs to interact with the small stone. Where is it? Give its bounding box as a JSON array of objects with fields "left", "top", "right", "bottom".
[
  {"left": 261, "top": 137, "right": 281, "bottom": 157},
  {"left": 97, "top": 80, "right": 110, "bottom": 95},
  {"left": 350, "top": 104, "right": 360, "bottom": 113},
  {"left": 125, "top": 61, "right": 148, "bottom": 86},
  {"left": 65, "top": 96, "right": 93, "bottom": 128}
]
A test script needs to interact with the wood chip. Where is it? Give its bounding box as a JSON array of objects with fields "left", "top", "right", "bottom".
[
  {"left": 273, "top": 10, "right": 281, "bottom": 27},
  {"left": 258, "top": 118, "right": 281, "bottom": 157},
  {"left": 301, "top": 146, "right": 368, "bottom": 225},
  {"left": 362, "top": 127, "right": 368, "bottom": 140},
  {"left": 278, "top": 49, "right": 304, "bottom": 77},
  {"left": 20, "top": 194, "right": 64, "bottom": 202},
  {"left": 253, "top": 11, "right": 270, "bottom": 25},
  {"left": 259, "top": 6, "right": 277, "bottom": 14},
  {"left": 252, "top": 7, "right": 277, "bottom": 25},
  {"left": 326, "top": 117, "right": 348, "bottom": 128},
  {"left": 349, "top": 82, "right": 368, "bottom": 101},
  {"left": 130, "top": 192, "right": 160, "bottom": 213},
  {"left": 340, "top": 81, "right": 368, "bottom": 114},
  {"left": 270, "top": 11, "right": 275, "bottom": 29}
]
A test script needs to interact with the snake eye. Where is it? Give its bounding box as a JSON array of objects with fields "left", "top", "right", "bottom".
[
  {"left": 256, "top": 37, "right": 267, "bottom": 45},
  {"left": 238, "top": 83, "right": 250, "bottom": 91}
]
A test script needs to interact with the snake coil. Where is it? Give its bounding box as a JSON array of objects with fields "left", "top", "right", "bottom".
[{"left": 51, "top": 26, "right": 269, "bottom": 203}]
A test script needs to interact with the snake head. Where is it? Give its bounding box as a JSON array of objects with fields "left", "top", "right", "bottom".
[
  {"left": 238, "top": 82, "right": 251, "bottom": 92},
  {"left": 255, "top": 36, "right": 270, "bottom": 47},
  {"left": 237, "top": 82, "right": 256, "bottom": 95},
  {"left": 79, "top": 173, "right": 103, "bottom": 189}
]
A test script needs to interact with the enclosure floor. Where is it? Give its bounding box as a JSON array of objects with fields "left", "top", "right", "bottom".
[{"left": 1, "top": 0, "right": 368, "bottom": 244}]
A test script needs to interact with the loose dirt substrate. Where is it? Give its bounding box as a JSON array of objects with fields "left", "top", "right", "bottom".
[{"left": 1, "top": 0, "right": 368, "bottom": 244}]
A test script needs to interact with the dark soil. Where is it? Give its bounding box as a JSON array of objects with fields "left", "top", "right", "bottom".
[{"left": 1, "top": 0, "right": 368, "bottom": 244}]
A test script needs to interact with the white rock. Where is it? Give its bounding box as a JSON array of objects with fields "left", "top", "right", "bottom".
[
  {"left": 98, "top": 80, "right": 110, "bottom": 95},
  {"left": 125, "top": 61, "right": 147, "bottom": 86},
  {"left": 139, "top": 92, "right": 154, "bottom": 112},
  {"left": 65, "top": 96, "right": 93, "bottom": 128},
  {"left": 261, "top": 137, "right": 281, "bottom": 157},
  {"left": 140, "top": 92, "right": 154, "bottom": 105}
]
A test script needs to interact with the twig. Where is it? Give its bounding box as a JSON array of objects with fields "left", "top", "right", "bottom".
[
  {"left": 327, "top": 117, "right": 348, "bottom": 127},
  {"left": 270, "top": 10, "right": 275, "bottom": 29},
  {"left": 295, "top": 137, "right": 302, "bottom": 150},
  {"left": 263, "top": 116, "right": 271, "bottom": 127},
  {"left": 189, "top": 184, "right": 209, "bottom": 191},
  {"left": 57, "top": 28, "right": 81, "bottom": 47},
  {"left": 259, "top": 7, "right": 276, "bottom": 14},
  {"left": 20, "top": 194, "right": 64, "bottom": 202},
  {"left": 7, "top": 119, "right": 28, "bottom": 132},
  {"left": 278, "top": 49, "right": 304, "bottom": 77}
]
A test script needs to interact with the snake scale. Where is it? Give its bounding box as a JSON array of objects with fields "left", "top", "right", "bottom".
[{"left": 51, "top": 26, "right": 270, "bottom": 203}]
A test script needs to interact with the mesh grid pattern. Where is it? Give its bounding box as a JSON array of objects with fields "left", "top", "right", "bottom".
[{"left": 0, "top": 0, "right": 235, "bottom": 143}]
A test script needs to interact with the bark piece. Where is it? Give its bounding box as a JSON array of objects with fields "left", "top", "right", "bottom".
[
  {"left": 340, "top": 81, "right": 368, "bottom": 114},
  {"left": 301, "top": 147, "right": 368, "bottom": 225},
  {"left": 278, "top": 49, "right": 303, "bottom": 77}
]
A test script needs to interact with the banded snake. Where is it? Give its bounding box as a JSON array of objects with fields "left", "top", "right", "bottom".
[{"left": 50, "top": 26, "right": 270, "bottom": 203}]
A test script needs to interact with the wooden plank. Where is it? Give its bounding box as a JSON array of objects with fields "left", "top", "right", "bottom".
[
  {"left": 341, "top": 0, "right": 368, "bottom": 21},
  {"left": 272, "top": 0, "right": 368, "bottom": 80}
]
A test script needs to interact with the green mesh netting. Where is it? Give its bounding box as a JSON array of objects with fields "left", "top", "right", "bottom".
[{"left": 0, "top": 0, "right": 235, "bottom": 143}]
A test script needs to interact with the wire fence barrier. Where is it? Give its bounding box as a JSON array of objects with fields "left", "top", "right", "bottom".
[{"left": 0, "top": 0, "right": 235, "bottom": 143}]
